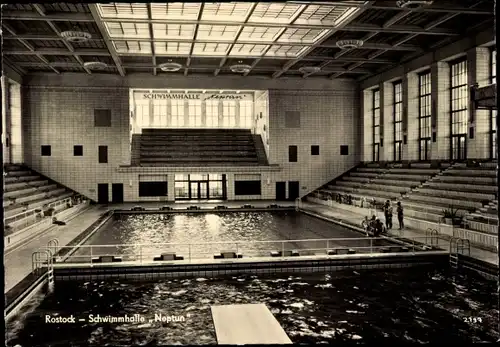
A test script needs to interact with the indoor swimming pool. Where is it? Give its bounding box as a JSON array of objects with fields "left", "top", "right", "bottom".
[
  {"left": 66, "top": 211, "right": 397, "bottom": 261},
  {"left": 6, "top": 268, "right": 498, "bottom": 346}
]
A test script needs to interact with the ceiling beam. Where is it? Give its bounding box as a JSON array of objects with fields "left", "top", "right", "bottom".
[
  {"left": 272, "top": 1, "right": 376, "bottom": 79},
  {"left": 1, "top": 11, "right": 94, "bottom": 21},
  {"left": 88, "top": 4, "right": 125, "bottom": 76},
  {"left": 287, "top": 2, "right": 492, "bottom": 15},
  {"left": 333, "top": 0, "right": 488, "bottom": 79},
  {"left": 184, "top": 4, "right": 205, "bottom": 77},
  {"left": 16, "top": 61, "right": 372, "bottom": 74},
  {"left": 214, "top": 2, "right": 258, "bottom": 77},
  {"left": 1, "top": 23, "right": 60, "bottom": 74},
  {"left": 1, "top": 34, "right": 420, "bottom": 51},
  {"left": 32, "top": 4, "right": 92, "bottom": 75},
  {"left": 146, "top": 4, "right": 157, "bottom": 76},
  {"left": 304, "top": 8, "right": 413, "bottom": 78}
]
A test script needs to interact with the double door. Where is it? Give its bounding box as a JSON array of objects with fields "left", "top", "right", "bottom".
[{"left": 190, "top": 181, "right": 208, "bottom": 199}]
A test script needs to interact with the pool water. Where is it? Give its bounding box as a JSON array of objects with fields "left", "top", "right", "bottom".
[
  {"left": 71, "top": 211, "right": 394, "bottom": 261},
  {"left": 6, "top": 268, "right": 498, "bottom": 346}
]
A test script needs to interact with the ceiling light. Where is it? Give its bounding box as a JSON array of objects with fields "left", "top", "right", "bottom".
[
  {"left": 336, "top": 39, "right": 364, "bottom": 50},
  {"left": 158, "top": 62, "right": 183, "bottom": 72},
  {"left": 230, "top": 61, "right": 252, "bottom": 74},
  {"left": 61, "top": 31, "right": 92, "bottom": 43},
  {"left": 83, "top": 61, "right": 107, "bottom": 70},
  {"left": 298, "top": 66, "right": 321, "bottom": 74},
  {"left": 396, "top": 0, "right": 434, "bottom": 9}
]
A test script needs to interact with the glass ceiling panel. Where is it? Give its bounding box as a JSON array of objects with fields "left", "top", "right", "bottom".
[
  {"left": 153, "top": 24, "right": 195, "bottom": 39},
  {"left": 197, "top": 25, "right": 240, "bottom": 41},
  {"left": 193, "top": 43, "right": 230, "bottom": 55},
  {"left": 248, "top": 3, "right": 303, "bottom": 24},
  {"left": 238, "top": 26, "right": 282, "bottom": 42},
  {"left": 114, "top": 40, "right": 151, "bottom": 54},
  {"left": 105, "top": 22, "right": 150, "bottom": 39},
  {"left": 202, "top": 2, "right": 253, "bottom": 22},
  {"left": 231, "top": 44, "right": 268, "bottom": 56},
  {"left": 154, "top": 42, "right": 191, "bottom": 55},
  {"left": 98, "top": 3, "right": 148, "bottom": 19},
  {"left": 150, "top": 3, "right": 201, "bottom": 20},
  {"left": 277, "top": 28, "right": 329, "bottom": 44},
  {"left": 265, "top": 45, "right": 307, "bottom": 57}
]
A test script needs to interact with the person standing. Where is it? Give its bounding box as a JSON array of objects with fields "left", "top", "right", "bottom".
[
  {"left": 383, "top": 200, "right": 393, "bottom": 230},
  {"left": 397, "top": 201, "right": 404, "bottom": 230}
]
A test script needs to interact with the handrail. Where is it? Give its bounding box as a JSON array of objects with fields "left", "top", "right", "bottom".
[
  {"left": 295, "top": 198, "right": 301, "bottom": 211},
  {"left": 54, "top": 235, "right": 438, "bottom": 264},
  {"left": 5, "top": 196, "right": 73, "bottom": 223}
]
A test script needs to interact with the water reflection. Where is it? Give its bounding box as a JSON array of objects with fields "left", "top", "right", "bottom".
[
  {"left": 6, "top": 269, "right": 498, "bottom": 346},
  {"left": 69, "top": 212, "right": 394, "bottom": 261}
]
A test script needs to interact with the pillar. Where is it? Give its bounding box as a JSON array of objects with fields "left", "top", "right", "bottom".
[
  {"left": 381, "top": 82, "right": 393, "bottom": 161},
  {"left": 406, "top": 71, "right": 419, "bottom": 161},
  {"left": 362, "top": 89, "right": 373, "bottom": 162}
]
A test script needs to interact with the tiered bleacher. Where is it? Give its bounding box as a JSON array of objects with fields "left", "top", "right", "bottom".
[
  {"left": 136, "top": 128, "right": 267, "bottom": 166},
  {"left": 4, "top": 164, "right": 77, "bottom": 234},
  {"left": 309, "top": 160, "right": 498, "bottom": 236}
]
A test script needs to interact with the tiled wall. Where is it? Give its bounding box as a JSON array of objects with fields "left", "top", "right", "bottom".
[
  {"left": 23, "top": 87, "right": 130, "bottom": 201},
  {"left": 268, "top": 89, "right": 360, "bottom": 198},
  {"left": 22, "top": 79, "right": 359, "bottom": 202}
]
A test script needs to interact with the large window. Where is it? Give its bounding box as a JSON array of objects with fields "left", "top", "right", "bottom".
[
  {"left": 153, "top": 99, "right": 168, "bottom": 127},
  {"left": 393, "top": 81, "right": 403, "bottom": 161},
  {"left": 205, "top": 100, "right": 219, "bottom": 127},
  {"left": 239, "top": 100, "right": 253, "bottom": 128},
  {"left": 139, "top": 182, "right": 168, "bottom": 197},
  {"left": 450, "top": 59, "right": 468, "bottom": 160},
  {"left": 135, "top": 98, "right": 150, "bottom": 128},
  {"left": 222, "top": 101, "right": 236, "bottom": 127},
  {"left": 188, "top": 100, "right": 202, "bottom": 127},
  {"left": 491, "top": 48, "right": 497, "bottom": 159},
  {"left": 174, "top": 174, "right": 226, "bottom": 200},
  {"left": 418, "top": 71, "right": 432, "bottom": 161},
  {"left": 171, "top": 100, "right": 185, "bottom": 127},
  {"left": 373, "top": 89, "right": 380, "bottom": 162},
  {"left": 7, "top": 81, "right": 23, "bottom": 163}
]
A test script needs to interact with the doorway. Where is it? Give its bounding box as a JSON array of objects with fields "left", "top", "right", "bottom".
[
  {"left": 112, "top": 183, "right": 124, "bottom": 203},
  {"left": 97, "top": 183, "right": 109, "bottom": 204},
  {"left": 276, "top": 182, "right": 286, "bottom": 201},
  {"left": 451, "top": 134, "right": 466, "bottom": 160},
  {"left": 189, "top": 181, "right": 209, "bottom": 199},
  {"left": 288, "top": 181, "right": 300, "bottom": 200}
]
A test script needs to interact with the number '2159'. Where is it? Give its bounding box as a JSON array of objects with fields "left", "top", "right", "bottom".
[{"left": 463, "top": 317, "right": 483, "bottom": 323}]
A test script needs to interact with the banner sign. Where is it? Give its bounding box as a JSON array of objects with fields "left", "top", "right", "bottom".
[{"left": 137, "top": 92, "right": 253, "bottom": 101}]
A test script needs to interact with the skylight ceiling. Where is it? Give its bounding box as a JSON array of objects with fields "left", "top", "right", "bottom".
[{"left": 97, "top": 2, "right": 365, "bottom": 57}]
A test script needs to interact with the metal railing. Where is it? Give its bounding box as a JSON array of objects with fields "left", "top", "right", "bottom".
[
  {"left": 5, "top": 197, "right": 73, "bottom": 233},
  {"left": 51, "top": 236, "right": 439, "bottom": 265}
]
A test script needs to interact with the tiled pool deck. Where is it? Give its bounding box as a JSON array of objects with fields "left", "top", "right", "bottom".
[{"left": 4, "top": 200, "right": 497, "bottom": 294}]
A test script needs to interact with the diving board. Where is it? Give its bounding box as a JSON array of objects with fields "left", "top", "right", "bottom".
[{"left": 211, "top": 303, "right": 292, "bottom": 344}]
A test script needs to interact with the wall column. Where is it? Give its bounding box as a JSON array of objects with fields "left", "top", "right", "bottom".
[
  {"left": 467, "top": 47, "right": 491, "bottom": 159},
  {"left": 362, "top": 89, "right": 373, "bottom": 162},
  {"left": 430, "top": 62, "right": 450, "bottom": 160}
]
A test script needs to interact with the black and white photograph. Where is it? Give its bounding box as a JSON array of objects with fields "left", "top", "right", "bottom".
[{"left": 2, "top": 0, "right": 498, "bottom": 345}]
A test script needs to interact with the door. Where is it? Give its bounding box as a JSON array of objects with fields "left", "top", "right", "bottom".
[
  {"left": 452, "top": 135, "right": 466, "bottom": 160},
  {"left": 373, "top": 143, "right": 380, "bottom": 162},
  {"left": 199, "top": 182, "right": 208, "bottom": 199},
  {"left": 112, "top": 183, "right": 124, "bottom": 203},
  {"left": 276, "top": 182, "right": 286, "bottom": 201},
  {"left": 288, "top": 181, "right": 300, "bottom": 200},
  {"left": 419, "top": 139, "right": 430, "bottom": 161},
  {"left": 97, "top": 183, "right": 109, "bottom": 204}
]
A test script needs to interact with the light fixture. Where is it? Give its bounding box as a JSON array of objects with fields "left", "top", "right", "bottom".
[
  {"left": 158, "top": 62, "right": 182, "bottom": 72},
  {"left": 298, "top": 66, "right": 321, "bottom": 74},
  {"left": 230, "top": 61, "right": 252, "bottom": 74},
  {"left": 83, "top": 61, "right": 107, "bottom": 70},
  {"left": 61, "top": 30, "right": 92, "bottom": 43},
  {"left": 336, "top": 39, "right": 364, "bottom": 50},
  {"left": 396, "top": 0, "right": 434, "bottom": 9}
]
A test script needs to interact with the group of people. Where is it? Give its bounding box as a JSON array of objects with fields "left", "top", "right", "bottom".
[{"left": 362, "top": 200, "right": 405, "bottom": 237}]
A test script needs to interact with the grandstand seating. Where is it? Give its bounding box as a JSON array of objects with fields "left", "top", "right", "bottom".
[
  {"left": 3, "top": 164, "right": 77, "bottom": 234},
  {"left": 135, "top": 128, "right": 268, "bottom": 166},
  {"left": 309, "top": 160, "right": 498, "bottom": 235}
]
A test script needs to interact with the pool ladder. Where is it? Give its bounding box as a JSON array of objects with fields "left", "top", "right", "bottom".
[
  {"left": 449, "top": 237, "right": 471, "bottom": 270},
  {"left": 31, "top": 239, "right": 59, "bottom": 286}
]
